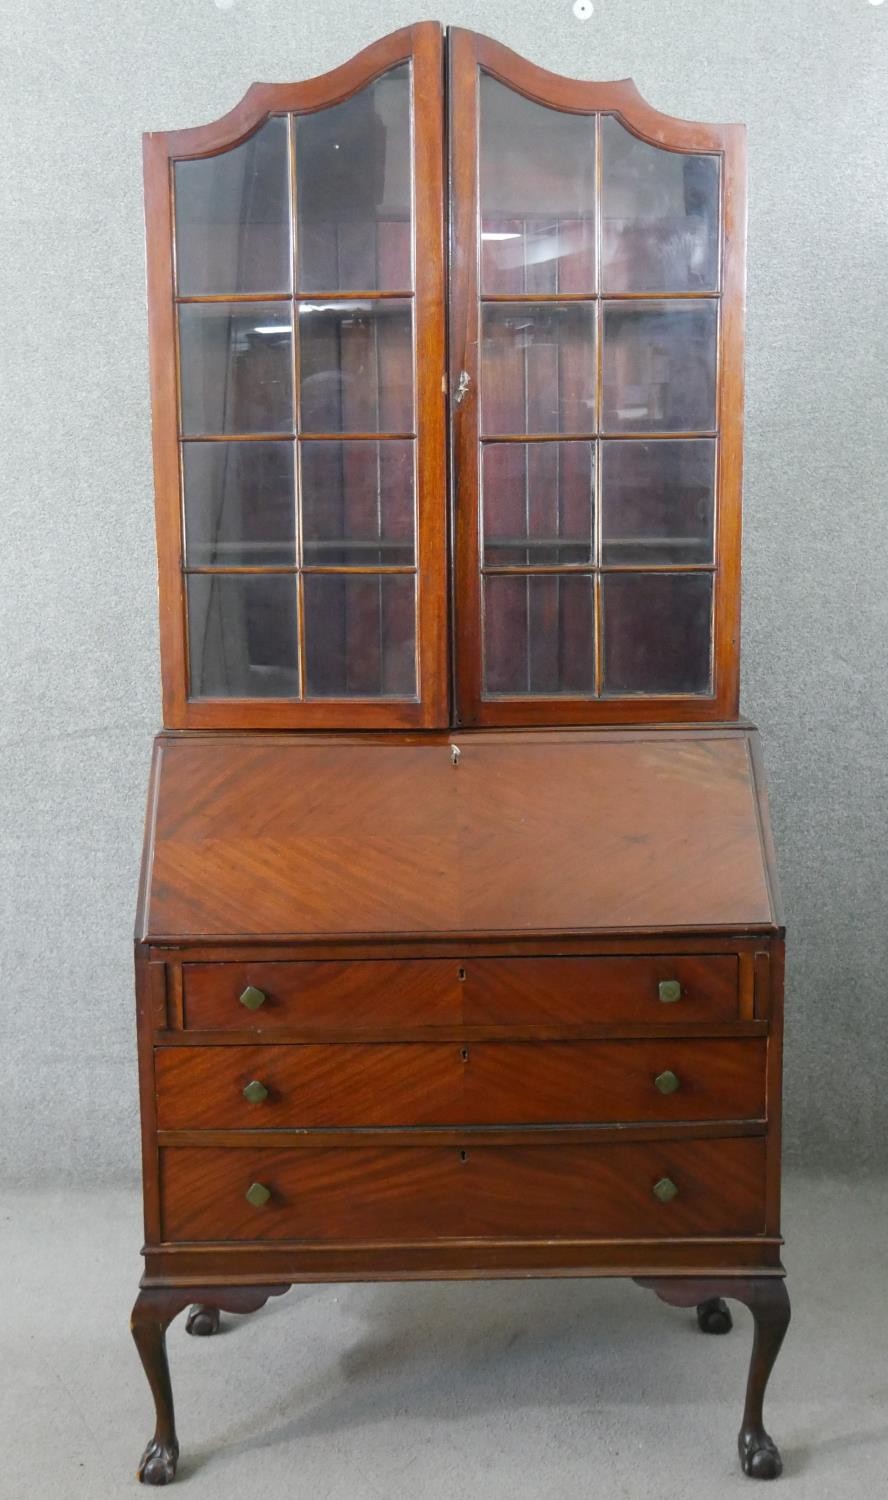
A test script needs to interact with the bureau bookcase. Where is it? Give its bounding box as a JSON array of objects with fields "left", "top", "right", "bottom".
[{"left": 133, "top": 23, "right": 789, "bottom": 1484}]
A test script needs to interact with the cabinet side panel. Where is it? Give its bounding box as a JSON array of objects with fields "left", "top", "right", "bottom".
[
  {"left": 143, "top": 136, "right": 187, "bottom": 727},
  {"left": 764, "top": 938, "right": 784, "bottom": 1237},
  {"left": 134, "top": 950, "right": 167, "bottom": 1247},
  {"left": 712, "top": 124, "right": 746, "bottom": 720}
]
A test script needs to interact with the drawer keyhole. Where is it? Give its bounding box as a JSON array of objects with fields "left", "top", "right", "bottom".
[
  {"left": 457, "top": 966, "right": 466, "bottom": 982},
  {"left": 459, "top": 1149, "right": 469, "bottom": 1163},
  {"left": 460, "top": 1046, "right": 470, "bottom": 1063}
]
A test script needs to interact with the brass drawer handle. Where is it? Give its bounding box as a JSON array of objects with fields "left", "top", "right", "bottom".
[
  {"left": 242, "top": 1079, "right": 269, "bottom": 1103},
  {"left": 245, "top": 1181, "right": 271, "bottom": 1208},
  {"left": 239, "top": 985, "right": 266, "bottom": 1011},
  {"left": 658, "top": 979, "right": 682, "bottom": 1004},
  {"left": 652, "top": 1176, "right": 679, "bottom": 1203},
  {"left": 654, "top": 1070, "right": 680, "bottom": 1096}
]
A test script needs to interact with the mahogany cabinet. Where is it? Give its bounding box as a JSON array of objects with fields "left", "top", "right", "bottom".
[{"left": 132, "top": 23, "right": 789, "bottom": 1485}]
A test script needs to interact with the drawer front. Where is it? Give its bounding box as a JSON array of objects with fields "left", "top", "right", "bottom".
[
  {"left": 464, "top": 956, "right": 738, "bottom": 1024},
  {"left": 156, "top": 1038, "right": 766, "bottom": 1129},
  {"left": 160, "top": 1135, "right": 767, "bottom": 1242},
  {"left": 183, "top": 961, "right": 461, "bottom": 1031},
  {"left": 181, "top": 954, "right": 738, "bottom": 1032}
]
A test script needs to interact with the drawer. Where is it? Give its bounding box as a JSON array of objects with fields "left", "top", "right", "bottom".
[
  {"left": 180, "top": 954, "right": 739, "bottom": 1031},
  {"left": 160, "top": 1135, "right": 767, "bottom": 1242},
  {"left": 183, "top": 961, "right": 460, "bottom": 1031},
  {"left": 155, "top": 1039, "right": 766, "bottom": 1129},
  {"left": 464, "top": 956, "right": 738, "bottom": 1024}
]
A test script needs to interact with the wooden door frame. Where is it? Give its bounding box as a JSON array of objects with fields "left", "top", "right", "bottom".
[
  {"left": 143, "top": 22, "right": 449, "bottom": 729},
  {"left": 448, "top": 28, "right": 746, "bottom": 727}
]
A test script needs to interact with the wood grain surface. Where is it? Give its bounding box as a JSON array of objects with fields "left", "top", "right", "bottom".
[
  {"left": 141, "top": 728, "right": 776, "bottom": 940},
  {"left": 160, "top": 1134, "right": 767, "bottom": 1242},
  {"left": 155, "top": 1037, "right": 766, "bottom": 1129},
  {"left": 181, "top": 952, "right": 739, "bottom": 1030}
]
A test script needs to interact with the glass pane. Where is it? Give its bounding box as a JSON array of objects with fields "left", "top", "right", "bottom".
[
  {"left": 483, "top": 574, "right": 595, "bottom": 697},
  {"left": 178, "top": 303, "right": 293, "bottom": 435},
  {"left": 479, "top": 75, "right": 596, "bottom": 294},
  {"left": 601, "top": 301, "right": 717, "bottom": 433},
  {"left": 601, "top": 439, "right": 715, "bottom": 565},
  {"left": 601, "top": 572, "right": 712, "bottom": 695},
  {"left": 304, "top": 574, "right": 416, "bottom": 697},
  {"left": 481, "top": 304, "right": 596, "bottom": 435},
  {"left": 301, "top": 440, "right": 414, "bottom": 566},
  {"left": 174, "top": 117, "right": 291, "bottom": 296},
  {"left": 601, "top": 115, "right": 719, "bottom": 293},
  {"left": 296, "top": 65, "right": 412, "bottom": 291},
  {"left": 187, "top": 574, "right": 299, "bottom": 698},
  {"left": 483, "top": 442, "right": 594, "bottom": 565},
  {"left": 183, "top": 440, "right": 296, "bottom": 566},
  {"left": 299, "top": 301, "right": 413, "bottom": 433}
]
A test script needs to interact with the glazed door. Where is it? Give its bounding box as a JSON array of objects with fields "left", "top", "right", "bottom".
[
  {"left": 145, "top": 26, "right": 747, "bottom": 732},
  {"left": 145, "top": 23, "right": 447, "bottom": 728},
  {"left": 449, "top": 29, "right": 745, "bottom": 726}
]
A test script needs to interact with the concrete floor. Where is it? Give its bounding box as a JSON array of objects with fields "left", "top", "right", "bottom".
[{"left": 2, "top": 1175, "right": 886, "bottom": 1499}]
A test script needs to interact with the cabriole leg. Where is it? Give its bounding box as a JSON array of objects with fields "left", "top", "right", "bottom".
[
  {"left": 131, "top": 1289, "right": 190, "bottom": 1484},
  {"left": 737, "top": 1279, "right": 791, "bottom": 1478},
  {"left": 635, "top": 1276, "right": 791, "bottom": 1480},
  {"left": 131, "top": 1284, "right": 289, "bottom": 1484}
]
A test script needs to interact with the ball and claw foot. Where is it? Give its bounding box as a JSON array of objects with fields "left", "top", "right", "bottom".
[
  {"left": 739, "top": 1427, "right": 783, "bottom": 1480},
  {"left": 137, "top": 1437, "right": 179, "bottom": 1486},
  {"left": 697, "top": 1296, "right": 733, "bottom": 1335},
  {"left": 185, "top": 1303, "right": 221, "bottom": 1337}
]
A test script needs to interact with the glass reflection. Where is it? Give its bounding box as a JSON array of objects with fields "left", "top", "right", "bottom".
[
  {"left": 183, "top": 440, "right": 296, "bottom": 566},
  {"left": 483, "top": 574, "right": 595, "bottom": 697},
  {"left": 187, "top": 573, "right": 299, "bottom": 698},
  {"left": 482, "top": 442, "right": 594, "bottom": 565},
  {"left": 601, "top": 301, "right": 717, "bottom": 433},
  {"left": 296, "top": 65, "right": 412, "bottom": 292},
  {"left": 301, "top": 440, "right": 415, "bottom": 566},
  {"left": 601, "top": 115, "right": 719, "bottom": 293},
  {"left": 602, "top": 572, "right": 713, "bottom": 695},
  {"left": 299, "top": 301, "right": 413, "bottom": 433},
  {"left": 178, "top": 303, "right": 293, "bottom": 435},
  {"left": 174, "top": 116, "right": 291, "bottom": 296},
  {"left": 601, "top": 439, "right": 715, "bottom": 565},
  {"left": 479, "top": 75, "right": 596, "bottom": 294},
  {"left": 481, "top": 303, "right": 596, "bottom": 435},
  {"left": 304, "top": 574, "right": 416, "bottom": 697}
]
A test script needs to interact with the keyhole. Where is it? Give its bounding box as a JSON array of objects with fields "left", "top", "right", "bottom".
[
  {"left": 457, "top": 966, "right": 466, "bottom": 982},
  {"left": 460, "top": 1046, "right": 469, "bottom": 1062},
  {"left": 459, "top": 1149, "right": 468, "bottom": 1163}
]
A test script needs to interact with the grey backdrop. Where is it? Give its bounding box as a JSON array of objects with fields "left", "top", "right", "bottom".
[{"left": 1, "top": 0, "right": 886, "bottom": 1183}]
